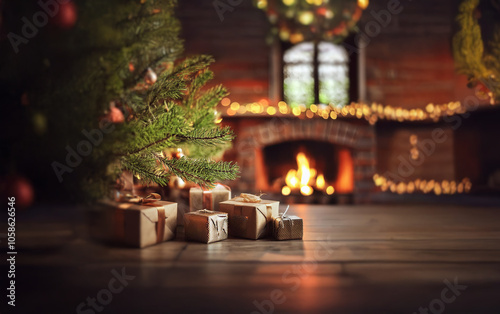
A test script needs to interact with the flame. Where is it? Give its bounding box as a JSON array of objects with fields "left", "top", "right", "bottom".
[
  {"left": 316, "top": 174, "right": 325, "bottom": 190},
  {"left": 297, "top": 152, "right": 311, "bottom": 187},
  {"left": 285, "top": 169, "right": 299, "bottom": 188},
  {"left": 300, "top": 185, "right": 313, "bottom": 196},
  {"left": 281, "top": 152, "right": 331, "bottom": 196}
]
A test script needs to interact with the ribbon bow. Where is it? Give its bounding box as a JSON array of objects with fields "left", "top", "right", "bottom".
[
  {"left": 277, "top": 205, "right": 292, "bottom": 229},
  {"left": 211, "top": 214, "right": 228, "bottom": 238},
  {"left": 121, "top": 193, "right": 161, "bottom": 204},
  {"left": 196, "top": 209, "right": 228, "bottom": 238},
  {"left": 231, "top": 193, "right": 265, "bottom": 203}
]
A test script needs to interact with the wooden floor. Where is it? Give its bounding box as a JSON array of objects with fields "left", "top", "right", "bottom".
[{"left": 8, "top": 203, "right": 500, "bottom": 313}]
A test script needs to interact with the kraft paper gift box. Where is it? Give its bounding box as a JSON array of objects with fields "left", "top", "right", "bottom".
[
  {"left": 189, "top": 184, "right": 231, "bottom": 212},
  {"left": 89, "top": 195, "right": 177, "bottom": 248},
  {"left": 273, "top": 214, "right": 303, "bottom": 241},
  {"left": 184, "top": 210, "right": 228, "bottom": 244},
  {"left": 219, "top": 197, "right": 279, "bottom": 240}
]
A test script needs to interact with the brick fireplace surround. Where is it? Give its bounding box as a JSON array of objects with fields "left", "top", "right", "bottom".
[{"left": 223, "top": 116, "right": 377, "bottom": 204}]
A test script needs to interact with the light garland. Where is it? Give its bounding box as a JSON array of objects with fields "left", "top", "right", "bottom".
[
  {"left": 219, "top": 96, "right": 495, "bottom": 124},
  {"left": 373, "top": 174, "right": 472, "bottom": 195}
]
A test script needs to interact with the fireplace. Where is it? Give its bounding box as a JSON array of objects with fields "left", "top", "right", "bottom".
[
  {"left": 260, "top": 140, "right": 354, "bottom": 195},
  {"left": 222, "top": 117, "right": 376, "bottom": 204}
]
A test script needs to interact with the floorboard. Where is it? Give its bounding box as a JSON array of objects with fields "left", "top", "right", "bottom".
[{"left": 5, "top": 204, "right": 500, "bottom": 313}]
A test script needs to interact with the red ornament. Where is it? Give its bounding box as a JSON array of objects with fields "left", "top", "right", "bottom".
[
  {"left": 317, "top": 8, "right": 327, "bottom": 16},
  {"left": 0, "top": 175, "right": 35, "bottom": 209},
  {"left": 51, "top": 1, "right": 78, "bottom": 29},
  {"left": 105, "top": 101, "right": 125, "bottom": 123}
]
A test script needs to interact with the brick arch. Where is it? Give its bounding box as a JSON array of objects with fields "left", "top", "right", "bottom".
[{"left": 249, "top": 119, "right": 362, "bottom": 148}]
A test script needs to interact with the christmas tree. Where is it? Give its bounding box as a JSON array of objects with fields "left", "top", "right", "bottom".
[
  {"left": 453, "top": 0, "right": 500, "bottom": 103},
  {"left": 0, "top": 0, "right": 238, "bottom": 202}
]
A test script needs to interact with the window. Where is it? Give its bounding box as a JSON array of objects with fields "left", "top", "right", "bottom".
[{"left": 283, "top": 42, "right": 349, "bottom": 107}]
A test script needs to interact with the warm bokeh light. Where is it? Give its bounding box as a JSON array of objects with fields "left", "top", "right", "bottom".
[
  {"left": 267, "top": 106, "right": 277, "bottom": 115},
  {"left": 230, "top": 102, "right": 240, "bottom": 111},
  {"left": 256, "top": 0, "right": 267, "bottom": 9},
  {"left": 218, "top": 98, "right": 488, "bottom": 123},
  {"left": 373, "top": 174, "right": 472, "bottom": 195},
  {"left": 282, "top": 186, "right": 291, "bottom": 196},
  {"left": 358, "top": 0, "right": 369, "bottom": 9},
  {"left": 326, "top": 185, "right": 335, "bottom": 195},
  {"left": 221, "top": 97, "right": 231, "bottom": 106},
  {"left": 298, "top": 11, "right": 314, "bottom": 25}
]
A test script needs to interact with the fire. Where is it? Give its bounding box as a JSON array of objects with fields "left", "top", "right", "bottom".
[
  {"left": 282, "top": 152, "right": 330, "bottom": 196},
  {"left": 285, "top": 169, "right": 298, "bottom": 188},
  {"left": 316, "top": 174, "right": 325, "bottom": 190},
  {"left": 297, "top": 152, "right": 311, "bottom": 187}
]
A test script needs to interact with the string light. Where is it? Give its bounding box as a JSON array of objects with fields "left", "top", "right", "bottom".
[
  {"left": 219, "top": 98, "right": 495, "bottom": 123},
  {"left": 373, "top": 174, "right": 472, "bottom": 195}
]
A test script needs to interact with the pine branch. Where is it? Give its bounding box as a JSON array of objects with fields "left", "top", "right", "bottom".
[
  {"left": 121, "top": 156, "right": 170, "bottom": 186},
  {"left": 180, "top": 127, "right": 235, "bottom": 146},
  {"left": 453, "top": 0, "right": 500, "bottom": 101},
  {"left": 145, "top": 55, "right": 215, "bottom": 110},
  {"left": 154, "top": 155, "right": 239, "bottom": 187},
  {"left": 185, "top": 69, "right": 214, "bottom": 108},
  {"left": 120, "top": 127, "right": 234, "bottom": 156}
]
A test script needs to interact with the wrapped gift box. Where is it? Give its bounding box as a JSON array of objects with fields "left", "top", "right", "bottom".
[
  {"left": 88, "top": 198, "right": 177, "bottom": 248},
  {"left": 189, "top": 184, "right": 231, "bottom": 212},
  {"left": 219, "top": 198, "right": 279, "bottom": 239},
  {"left": 184, "top": 210, "right": 228, "bottom": 244},
  {"left": 273, "top": 214, "right": 303, "bottom": 240}
]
